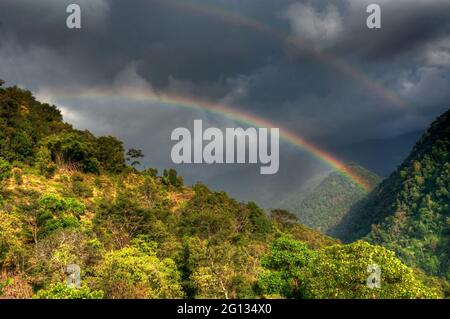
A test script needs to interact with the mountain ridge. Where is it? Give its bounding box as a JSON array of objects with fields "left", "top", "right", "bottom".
[
  {"left": 278, "top": 163, "right": 381, "bottom": 235},
  {"left": 335, "top": 109, "right": 450, "bottom": 278}
]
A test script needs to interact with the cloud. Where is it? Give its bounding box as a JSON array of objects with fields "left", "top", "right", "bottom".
[
  {"left": 423, "top": 37, "right": 450, "bottom": 67},
  {"left": 399, "top": 66, "right": 450, "bottom": 111},
  {"left": 282, "top": 3, "right": 343, "bottom": 47},
  {"left": 333, "top": 0, "right": 450, "bottom": 60}
]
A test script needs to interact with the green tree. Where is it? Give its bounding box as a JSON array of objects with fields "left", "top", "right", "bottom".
[
  {"left": 126, "top": 148, "right": 144, "bottom": 167},
  {"left": 259, "top": 237, "right": 439, "bottom": 299},
  {"left": 163, "top": 168, "right": 183, "bottom": 188},
  {"left": 301, "top": 241, "right": 439, "bottom": 299},
  {"left": 96, "top": 136, "right": 125, "bottom": 173},
  {"left": 0, "top": 212, "right": 24, "bottom": 269},
  {"left": 42, "top": 132, "right": 100, "bottom": 173},
  {"left": 36, "top": 194, "right": 85, "bottom": 238},
  {"left": 33, "top": 283, "right": 103, "bottom": 299},
  {"left": 94, "top": 239, "right": 184, "bottom": 299},
  {"left": 0, "top": 157, "right": 12, "bottom": 182},
  {"left": 258, "top": 235, "right": 317, "bottom": 298}
]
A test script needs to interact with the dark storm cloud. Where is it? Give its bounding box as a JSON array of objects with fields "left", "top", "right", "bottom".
[
  {"left": 0, "top": 0, "right": 287, "bottom": 94},
  {"left": 334, "top": 0, "right": 450, "bottom": 60},
  {"left": 1, "top": 0, "right": 449, "bottom": 203}
]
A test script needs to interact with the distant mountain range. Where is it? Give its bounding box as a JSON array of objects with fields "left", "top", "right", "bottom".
[{"left": 276, "top": 164, "right": 381, "bottom": 236}]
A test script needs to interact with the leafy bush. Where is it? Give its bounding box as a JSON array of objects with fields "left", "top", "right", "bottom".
[
  {"left": 0, "top": 157, "right": 12, "bottom": 182},
  {"left": 94, "top": 240, "right": 184, "bottom": 298},
  {"left": 36, "top": 194, "right": 85, "bottom": 238},
  {"left": 71, "top": 173, "right": 93, "bottom": 198},
  {"left": 258, "top": 237, "right": 440, "bottom": 299},
  {"left": 33, "top": 283, "right": 103, "bottom": 299},
  {"left": 36, "top": 146, "right": 58, "bottom": 178},
  {"left": 96, "top": 136, "right": 126, "bottom": 173},
  {"left": 42, "top": 132, "right": 100, "bottom": 174}
]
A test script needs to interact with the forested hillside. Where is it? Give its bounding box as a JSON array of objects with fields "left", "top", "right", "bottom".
[
  {"left": 0, "top": 82, "right": 443, "bottom": 299},
  {"left": 279, "top": 164, "right": 380, "bottom": 236},
  {"left": 335, "top": 109, "right": 450, "bottom": 280}
]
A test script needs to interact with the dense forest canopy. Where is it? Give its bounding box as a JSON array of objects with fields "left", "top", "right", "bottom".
[
  {"left": 334, "top": 110, "right": 450, "bottom": 280},
  {"left": 0, "top": 81, "right": 447, "bottom": 299},
  {"left": 279, "top": 164, "right": 381, "bottom": 236}
]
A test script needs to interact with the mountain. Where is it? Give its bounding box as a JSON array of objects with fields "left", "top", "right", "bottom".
[
  {"left": 334, "top": 109, "right": 450, "bottom": 279},
  {"left": 338, "top": 131, "right": 425, "bottom": 177},
  {"left": 278, "top": 164, "right": 381, "bottom": 236}
]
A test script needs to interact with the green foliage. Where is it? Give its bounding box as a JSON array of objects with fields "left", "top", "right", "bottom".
[
  {"left": 70, "top": 173, "right": 93, "bottom": 198},
  {"left": 301, "top": 241, "right": 439, "bottom": 299},
  {"left": 0, "top": 157, "right": 12, "bottom": 182},
  {"left": 94, "top": 194, "right": 155, "bottom": 245},
  {"left": 270, "top": 209, "right": 298, "bottom": 226},
  {"left": 143, "top": 167, "right": 158, "bottom": 178},
  {"left": 280, "top": 164, "right": 380, "bottom": 235},
  {"left": 33, "top": 283, "right": 104, "bottom": 299},
  {"left": 126, "top": 148, "right": 144, "bottom": 167},
  {"left": 259, "top": 238, "right": 439, "bottom": 299},
  {"left": 179, "top": 185, "right": 271, "bottom": 241},
  {"left": 36, "top": 146, "right": 58, "bottom": 178},
  {"left": 0, "top": 85, "right": 66, "bottom": 164},
  {"left": 183, "top": 237, "right": 261, "bottom": 299},
  {"left": 94, "top": 240, "right": 184, "bottom": 298},
  {"left": 42, "top": 132, "right": 101, "bottom": 174},
  {"left": 162, "top": 168, "right": 184, "bottom": 188},
  {"left": 12, "top": 167, "right": 23, "bottom": 185},
  {"left": 0, "top": 84, "right": 127, "bottom": 174},
  {"left": 258, "top": 235, "right": 317, "bottom": 298},
  {"left": 96, "top": 136, "right": 126, "bottom": 173},
  {"left": 0, "top": 212, "right": 24, "bottom": 268},
  {"left": 36, "top": 194, "right": 85, "bottom": 238},
  {"left": 0, "top": 278, "right": 13, "bottom": 296},
  {"left": 338, "top": 109, "right": 450, "bottom": 279}
]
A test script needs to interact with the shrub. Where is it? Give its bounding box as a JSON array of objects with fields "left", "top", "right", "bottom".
[{"left": 33, "top": 282, "right": 103, "bottom": 299}]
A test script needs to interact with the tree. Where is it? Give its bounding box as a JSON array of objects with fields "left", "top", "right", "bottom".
[
  {"left": 259, "top": 237, "right": 440, "bottom": 299},
  {"left": 270, "top": 209, "right": 298, "bottom": 226},
  {"left": 36, "top": 194, "right": 85, "bottom": 239},
  {"left": 41, "top": 132, "right": 100, "bottom": 173},
  {"left": 185, "top": 237, "right": 258, "bottom": 299},
  {"left": 33, "top": 283, "right": 103, "bottom": 299},
  {"left": 126, "top": 148, "right": 144, "bottom": 167},
  {"left": 0, "top": 157, "right": 12, "bottom": 182},
  {"left": 94, "top": 238, "right": 184, "bottom": 298},
  {"left": 302, "top": 241, "right": 439, "bottom": 299},
  {"left": 94, "top": 195, "right": 155, "bottom": 248},
  {"left": 258, "top": 235, "right": 317, "bottom": 298},
  {"left": 0, "top": 212, "right": 24, "bottom": 270},
  {"left": 96, "top": 136, "right": 126, "bottom": 173},
  {"left": 163, "top": 168, "right": 183, "bottom": 188}
]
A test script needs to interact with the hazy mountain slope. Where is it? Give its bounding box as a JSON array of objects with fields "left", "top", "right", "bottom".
[
  {"left": 335, "top": 109, "right": 450, "bottom": 278},
  {"left": 279, "top": 164, "right": 381, "bottom": 235},
  {"left": 338, "top": 131, "right": 425, "bottom": 177}
]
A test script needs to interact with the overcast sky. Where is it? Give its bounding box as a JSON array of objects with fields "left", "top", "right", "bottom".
[{"left": 1, "top": 0, "right": 449, "bottom": 206}]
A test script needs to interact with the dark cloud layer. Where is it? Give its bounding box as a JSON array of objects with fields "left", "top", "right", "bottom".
[{"left": 0, "top": 0, "right": 449, "bottom": 204}]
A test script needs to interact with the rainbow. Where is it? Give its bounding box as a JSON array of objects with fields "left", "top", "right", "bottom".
[
  {"left": 53, "top": 87, "right": 373, "bottom": 191},
  {"left": 44, "top": 1, "right": 403, "bottom": 192}
]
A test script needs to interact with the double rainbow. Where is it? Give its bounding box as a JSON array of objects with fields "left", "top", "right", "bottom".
[
  {"left": 55, "top": 88, "right": 373, "bottom": 191},
  {"left": 50, "top": 1, "right": 401, "bottom": 192}
]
